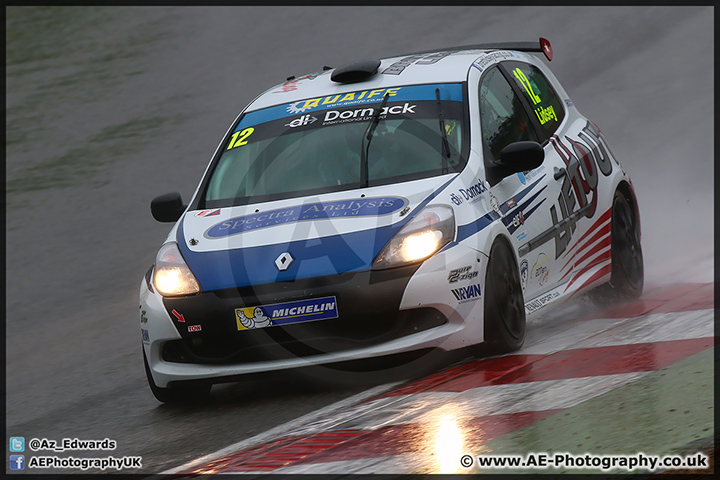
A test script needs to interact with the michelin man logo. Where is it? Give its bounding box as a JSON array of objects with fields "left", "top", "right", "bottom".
[
  {"left": 286, "top": 101, "right": 312, "bottom": 114},
  {"left": 236, "top": 306, "right": 273, "bottom": 329}
]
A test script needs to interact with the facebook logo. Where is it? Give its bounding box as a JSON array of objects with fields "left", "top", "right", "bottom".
[
  {"left": 9, "top": 454, "right": 25, "bottom": 470},
  {"left": 10, "top": 436, "right": 25, "bottom": 452}
]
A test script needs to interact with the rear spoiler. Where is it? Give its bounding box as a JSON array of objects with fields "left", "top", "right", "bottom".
[{"left": 397, "top": 37, "right": 553, "bottom": 61}]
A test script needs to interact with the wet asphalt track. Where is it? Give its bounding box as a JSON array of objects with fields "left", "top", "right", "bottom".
[{"left": 5, "top": 6, "right": 713, "bottom": 474}]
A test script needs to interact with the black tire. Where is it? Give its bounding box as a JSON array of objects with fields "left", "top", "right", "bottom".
[
  {"left": 483, "top": 238, "right": 526, "bottom": 353},
  {"left": 591, "top": 190, "right": 644, "bottom": 302},
  {"left": 143, "top": 348, "right": 211, "bottom": 404}
]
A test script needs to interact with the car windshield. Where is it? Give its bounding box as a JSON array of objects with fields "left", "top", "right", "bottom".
[{"left": 203, "top": 83, "right": 467, "bottom": 206}]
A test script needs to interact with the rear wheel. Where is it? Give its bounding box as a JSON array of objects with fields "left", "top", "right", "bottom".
[
  {"left": 143, "top": 348, "right": 211, "bottom": 404},
  {"left": 591, "top": 190, "right": 644, "bottom": 301},
  {"left": 483, "top": 238, "right": 526, "bottom": 353}
]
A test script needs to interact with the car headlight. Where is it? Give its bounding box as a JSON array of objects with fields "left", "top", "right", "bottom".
[
  {"left": 152, "top": 242, "right": 201, "bottom": 296},
  {"left": 373, "top": 205, "right": 455, "bottom": 269}
]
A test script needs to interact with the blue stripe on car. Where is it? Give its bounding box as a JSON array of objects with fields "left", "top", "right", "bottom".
[
  {"left": 455, "top": 211, "right": 500, "bottom": 244},
  {"left": 179, "top": 221, "right": 399, "bottom": 291},
  {"left": 238, "top": 83, "right": 465, "bottom": 129},
  {"left": 453, "top": 174, "right": 548, "bottom": 245},
  {"left": 498, "top": 175, "right": 546, "bottom": 216},
  {"left": 179, "top": 175, "right": 459, "bottom": 291},
  {"left": 502, "top": 187, "right": 547, "bottom": 234},
  {"left": 520, "top": 198, "right": 546, "bottom": 220}
]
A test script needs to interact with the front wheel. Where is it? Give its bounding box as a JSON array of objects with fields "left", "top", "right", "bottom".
[
  {"left": 143, "top": 348, "right": 211, "bottom": 404},
  {"left": 483, "top": 238, "right": 526, "bottom": 353}
]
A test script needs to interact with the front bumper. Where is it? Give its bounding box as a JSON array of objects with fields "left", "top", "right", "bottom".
[
  {"left": 160, "top": 265, "right": 447, "bottom": 364},
  {"left": 141, "top": 264, "right": 466, "bottom": 387}
]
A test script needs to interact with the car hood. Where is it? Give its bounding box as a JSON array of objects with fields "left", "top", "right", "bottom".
[{"left": 177, "top": 175, "right": 456, "bottom": 291}]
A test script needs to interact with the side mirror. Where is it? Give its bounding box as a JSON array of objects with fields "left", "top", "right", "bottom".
[
  {"left": 499, "top": 141, "right": 544, "bottom": 172},
  {"left": 151, "top": 192, "right": 185, "bottom": 223},
  {"left": 486, "top": 141, "right": 544, "bottom": 185}
]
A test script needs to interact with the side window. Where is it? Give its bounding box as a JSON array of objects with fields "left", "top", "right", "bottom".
[
  {"left": 507, "top": 61, "right": 565, "bottom": 138},
  {"left": 479, "top": 67, "right": 539, "bottom": 162}
]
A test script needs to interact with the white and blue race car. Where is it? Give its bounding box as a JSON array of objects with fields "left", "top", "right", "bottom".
[{"left": 140, "top": 39, "right": 643, "bottom": 402}]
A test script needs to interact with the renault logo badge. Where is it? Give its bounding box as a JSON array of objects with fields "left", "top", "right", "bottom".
[{"left": 275, "top": 252, "right": 294, "bottom": 271}]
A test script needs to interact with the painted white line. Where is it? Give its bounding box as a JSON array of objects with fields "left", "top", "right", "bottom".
[
  {"left": 197, "top": 372, "right": 651, "bottom": 474},
  {"left": 165, "top": 308, "right": 713, "bottom": 475},
  {"left": 291, "top": 372, "right": 647, "bottom": 433},
  {"left": 568, "top": 309, "right": 714, "bottom": 350},
  {"left": 522, "top": 308, "right": 713, "bottom": 355},
  {"left": 162, "top": 381, "right": 400, "bottom": 474},
  {"left": 275, "top": 453, "right": 423, "bottom": 474}
]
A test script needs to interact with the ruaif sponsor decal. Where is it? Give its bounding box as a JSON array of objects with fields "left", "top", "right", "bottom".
[
  {"left": 448, "top": 265, "right": 479, "bottom": 283},
  {"left": 141, "top": 329, "right": 150, "bottom": 343},
  {"left": 286, "top": 87, "right": 402, "bottom": 114},
  {"left": 451, "top": 283, "right": 482, "bottom": 303},
  {"left": 206, "top": 197, "right": 407, "bottom": 238},
  {"left": 236, "top": 296, "right": 339, "bottom": 330},
  {"left": 450, "top": 178, "right": 488, "bottom": 205},
  {"left": 240, "top": 83, "right": 463, "bottom": 128}
]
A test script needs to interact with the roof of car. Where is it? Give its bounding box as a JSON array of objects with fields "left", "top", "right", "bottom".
[{"left": 247, "top": 41, "right": 548, "bottom": 112}]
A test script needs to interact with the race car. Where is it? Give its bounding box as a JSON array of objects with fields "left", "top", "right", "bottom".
[{"left": 140, "top": 38, "right": 643, "bottom": 402}]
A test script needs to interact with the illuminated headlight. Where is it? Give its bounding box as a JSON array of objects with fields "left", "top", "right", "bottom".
[
  {"left": 152, "top": 242, "right": 201, "bottom": 296},
  {"left": 373, "top": 205, "right": 455, "bottom": 269}
]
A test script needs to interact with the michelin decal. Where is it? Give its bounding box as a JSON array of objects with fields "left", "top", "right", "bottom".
[
  {"left": 236, "top": 296, "right": 339, "bottom": 330},
  {"left": 236, "top": 307, "right": 273, "bottom": 329}
]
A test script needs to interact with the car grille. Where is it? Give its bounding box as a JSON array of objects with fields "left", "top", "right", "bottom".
[{"left": 162, "top": 307, "right": 446, "bottom": 365}]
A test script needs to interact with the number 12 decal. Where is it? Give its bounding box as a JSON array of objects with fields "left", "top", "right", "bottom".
[
  {"left": 513, "top": 68, "right": 542, "bottom": 106},
  {"left": 227, "top": 127, "right": 254, "bottom": 150}
]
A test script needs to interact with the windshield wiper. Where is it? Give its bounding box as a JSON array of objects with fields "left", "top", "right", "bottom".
[
  {"left": 436, "top": 88, "right": 451, "bottom": 174},
  {"left": 360, "top": 93, "right": 390, "bottom": 187}
]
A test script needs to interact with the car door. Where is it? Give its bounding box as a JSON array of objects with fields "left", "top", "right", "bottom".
[
  {"left": 497, "top": 59, "right": 619, "bottom": 306},
  {"left": 502, "top": 60, "right": 619, "bottom": 299},
  {"left": 477, "top": 64, "right": 564, "bottom": 303}
]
